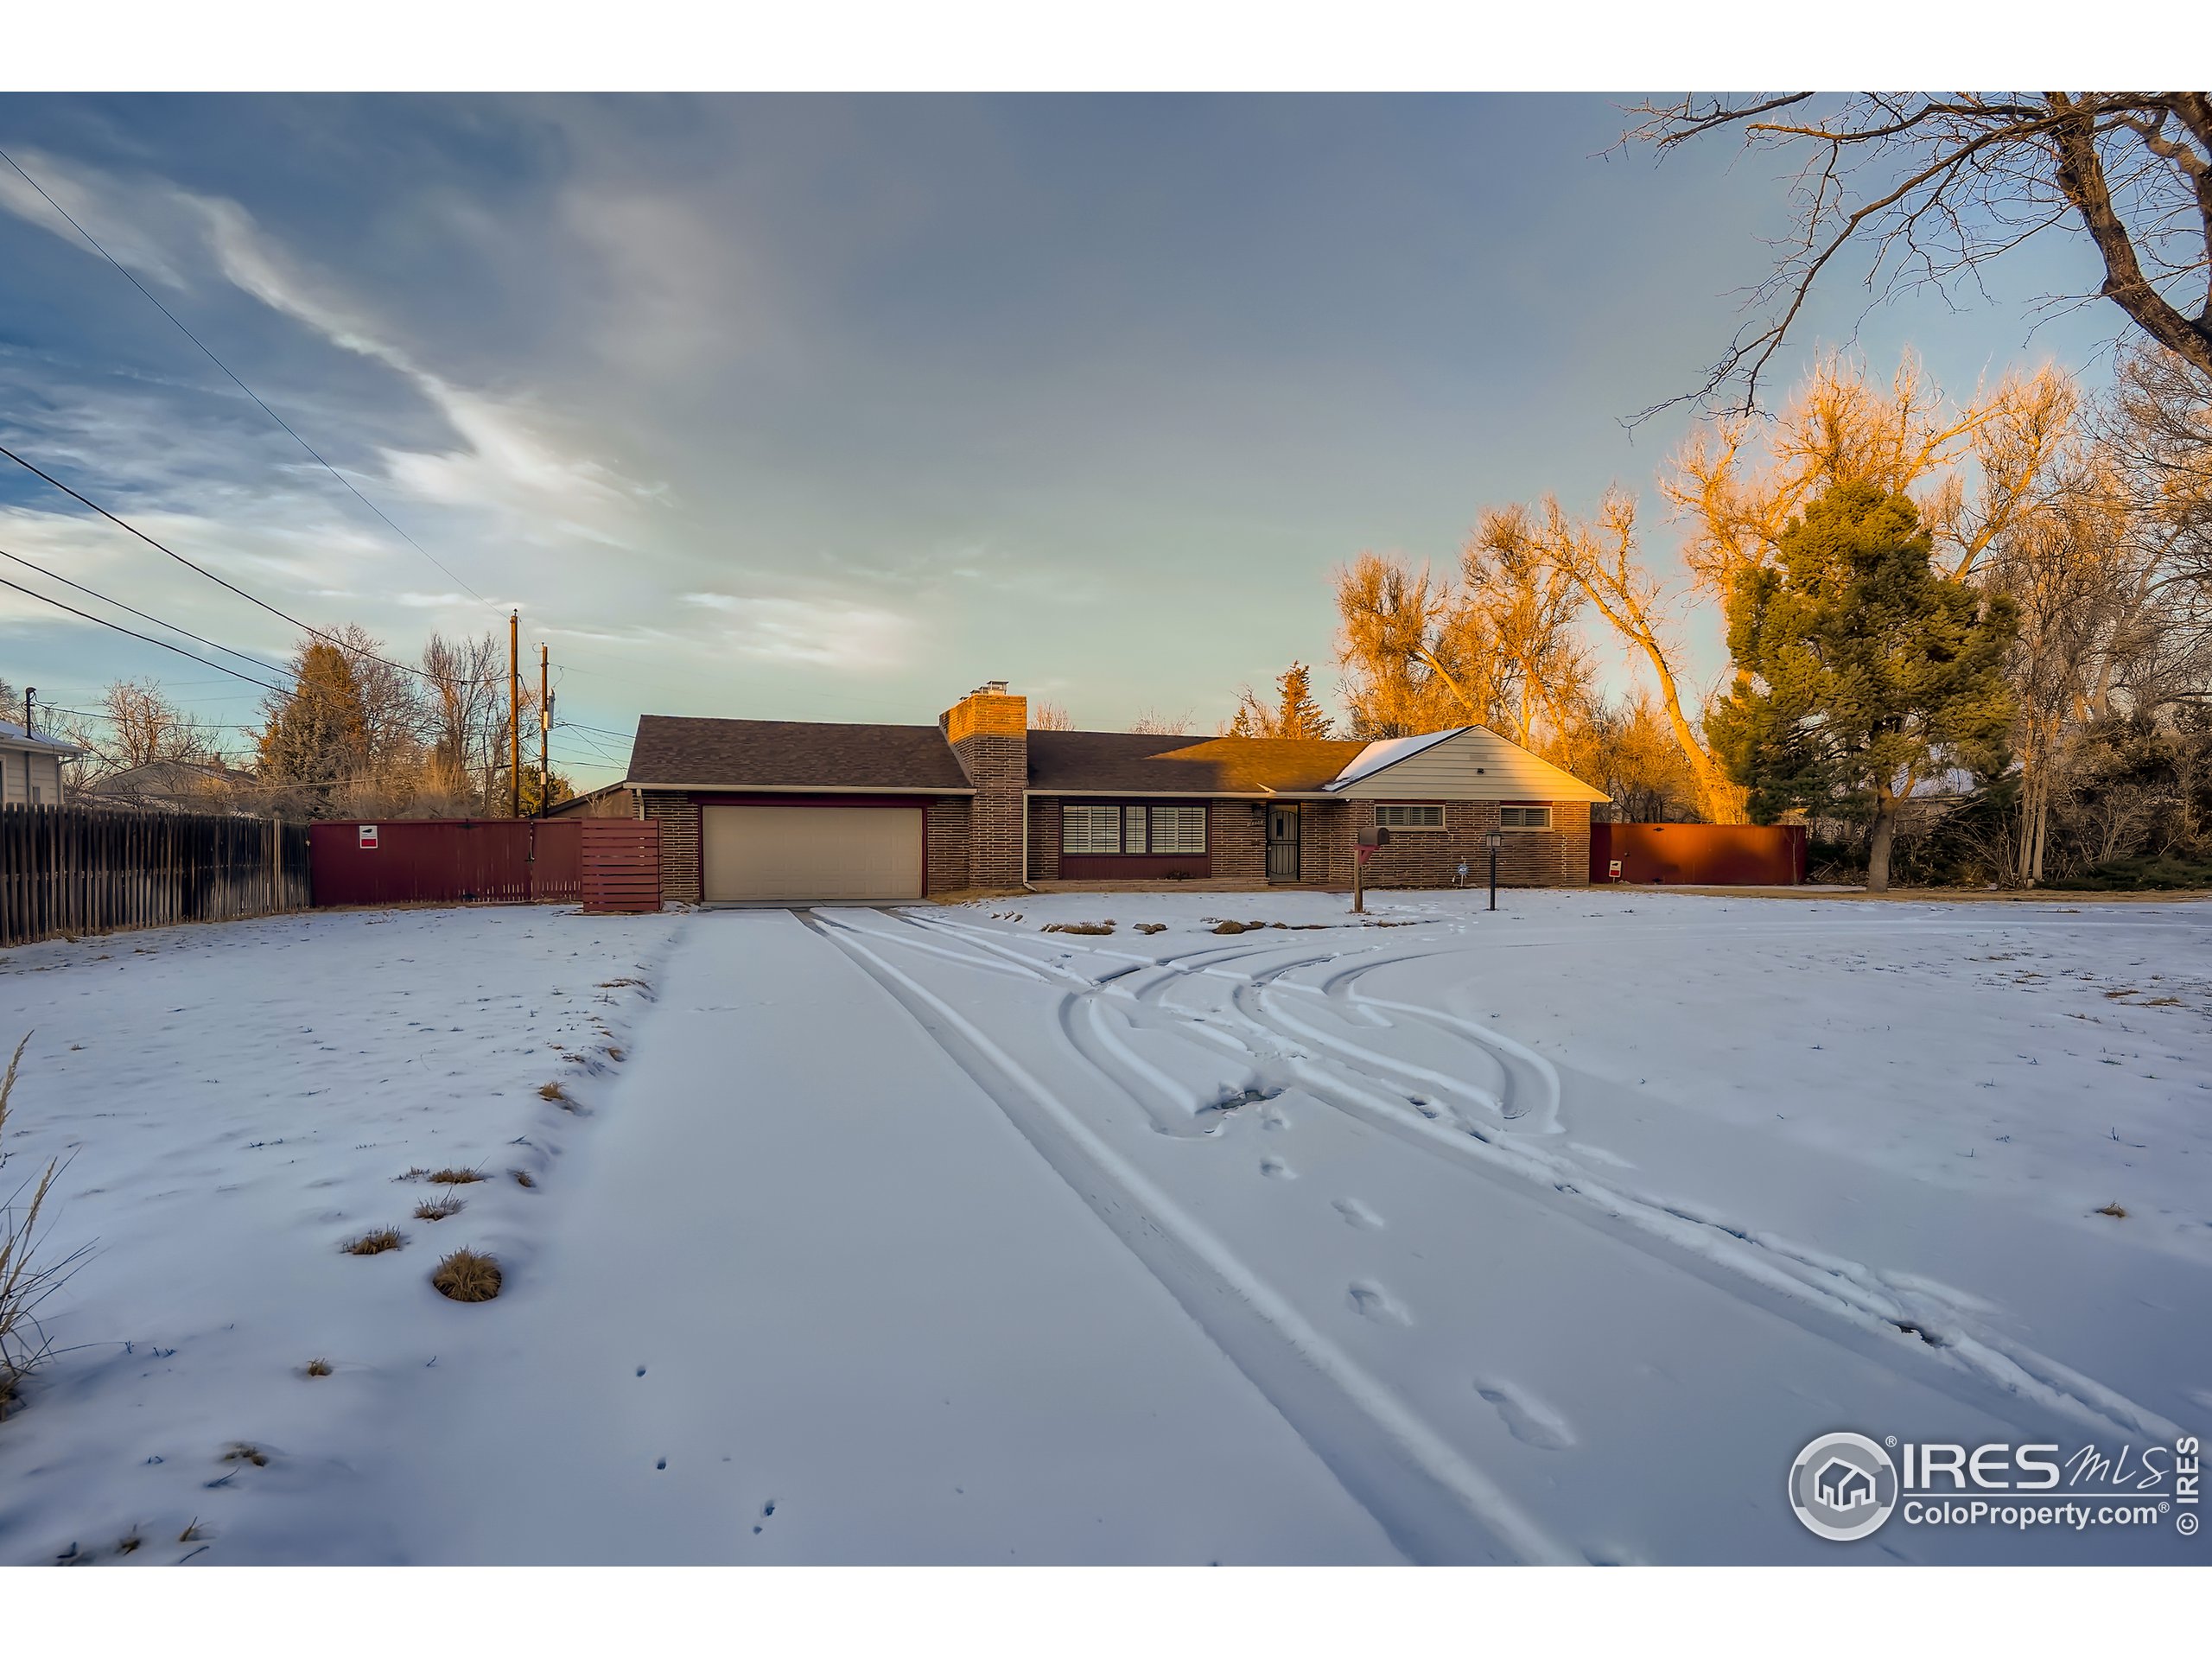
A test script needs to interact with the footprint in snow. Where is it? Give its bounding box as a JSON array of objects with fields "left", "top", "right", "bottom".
[
  {"left": 1347, "top": 1281, "right": 1408, "bottom": 1325},
  {"left": 1476, "top": 1380, "right": 1576, "bottom": 1451},
  {"left": 1331, "top": 1197, "right": 1383, "bottom": 1230},
  {"left": 1259, "top": 1159, "right": 1294, "bottom": 1180}
]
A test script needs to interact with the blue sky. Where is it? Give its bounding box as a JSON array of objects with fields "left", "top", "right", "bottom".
[{"left": 0, "top": 94, "right": 2118, "bottom": 781}]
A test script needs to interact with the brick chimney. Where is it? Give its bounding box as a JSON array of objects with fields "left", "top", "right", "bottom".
[{"left": 942, "top": 681, "right": 1028, "bottom": 889}]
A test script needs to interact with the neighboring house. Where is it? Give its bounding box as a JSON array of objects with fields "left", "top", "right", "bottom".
[
  {"left": 543, "top": 781, "right": 645, "bottom": 820},
  {"left": 81, "top": 757, "right": 257, "bottom": 812},
  {"left": 620, "top": 683, "right": 1607, "bottom": 905},
  {"left": 0, "top": 719, "right": 80, "bottom": 806}
]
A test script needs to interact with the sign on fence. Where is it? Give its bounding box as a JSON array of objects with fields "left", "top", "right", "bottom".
[{"left": 359, "top": 824, "right": 378, "bottom": 850}]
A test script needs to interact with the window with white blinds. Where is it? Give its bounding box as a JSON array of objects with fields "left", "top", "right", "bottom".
[
  {"left": 1148, "top": 804, "right": 1206, "bottom": 854},
  {"left": 1374, "top": 804, "right": 1444, "bottom": 830},
  {"left": 1498, "top": 805, "right": 1552, "bottom": 830},
  {"left": 1125, "top": 804, "right": 1149, "bottom": 852},
  {"left": 1061, "top": 804, "right": 1122, "bottom": 854}
]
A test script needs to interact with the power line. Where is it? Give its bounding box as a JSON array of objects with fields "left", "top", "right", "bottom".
[
  {"left": 0, "top": 144, "right": 493, "bottom": 607},
  {"left": 0, "top": 544, "right": 289, "bottom": 678},
  {"left": 0, "top": 569, "right": 290, "bottom": 695},
  {"left": 0, "top": 439, "right": 474, "bottom": 690}
]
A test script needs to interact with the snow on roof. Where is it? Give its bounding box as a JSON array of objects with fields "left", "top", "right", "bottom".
[{"left": 1323, "top": 728, "right": 1469, "bottom": 791}]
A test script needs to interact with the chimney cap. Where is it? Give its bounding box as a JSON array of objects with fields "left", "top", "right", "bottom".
[{"left": 976, "top": 679, "right": 1010, "bottom": 696}]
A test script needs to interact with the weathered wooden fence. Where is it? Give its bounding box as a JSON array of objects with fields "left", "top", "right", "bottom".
[{"left": 0, "top": 804, "right": 311, "bottom": 947}]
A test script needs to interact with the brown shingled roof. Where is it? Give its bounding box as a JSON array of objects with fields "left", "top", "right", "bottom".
[
  {"left": 626, "top": 715, "right": 975, "bottom": 791},
  {"left": 1027, "top": 731, "right": 1366, "bottom": 795}
]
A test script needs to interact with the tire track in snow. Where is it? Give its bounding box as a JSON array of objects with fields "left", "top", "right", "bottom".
[
  {"left": 1221, "top": 962, "right": 2183, "bottom": 1446},
  {"left": 928, "top": 918, "right": 2182, "bottom": 1447},
  {"left": 796, "top": 911, "right": 1575, "bottom": 1566}
]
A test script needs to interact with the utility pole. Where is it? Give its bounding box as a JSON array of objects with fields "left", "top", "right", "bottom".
[
  {"left": 539, "top": 641, "right": 550, "bottom": 818},
  {"left": 508, "top": 609, "right": 522, "bottom": 819}
]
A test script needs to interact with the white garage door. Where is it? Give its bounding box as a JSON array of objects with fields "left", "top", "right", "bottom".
[{"left": 702, "top": 804, "right": 925, "bottom": 903}]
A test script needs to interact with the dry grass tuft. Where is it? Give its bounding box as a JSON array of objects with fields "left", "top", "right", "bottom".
[
  {"left": 222, "top": 1443, "right": 269, "bottom": 1467},
  {"left": 536, "top": 1081, "right": 566, "bottom": 1102},
  {"left": 395, "top": 1166, "right": 433, "bottom": 1182},
  {"left": 2094, "top": 1202, "right": 2129, "bottom": 1218},
  {"left": 1135, "top": 923, "right": 1167, "bottom": 935},
  {"left": 432, "top": 1249, "right": 503, "bottom": 1303},
  {"left": 1210, "top": 919, "right": 1265, "bottom": 935},
  {"left": 342, "top": 1228, "right": 404, "bottom": 1255},
  {"left": 3, "top": 1031, "right": 86, "bottom": 1417},
  {"left": 414, "top": 1192, "right": 464, "bottom": 1221},
  {"left": 1043, "top": 921, "right": 1116, "bottom": 936},
  {"left": 303, "top": 1358, "right": 333, "bottom": 1378},
  {"left": 177, "top": 1517, "right": 203, "bottom": 1543},
  {"left": 426, "top": 1167, "right": 485, "bottom": 1185},
  {"left": 605, "top": 1046, "right": 626, "bottom": 1063},
  {"left": 116, "top": 1530, "right": 143, "bottom": 1555},
  {"left": 511, "top": 1170, "right": 537, "bottom": 1190}
]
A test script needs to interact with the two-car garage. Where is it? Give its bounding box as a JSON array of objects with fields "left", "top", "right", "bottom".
[{"left": 702, "top": 803, "right": 925, "bottom": 904}]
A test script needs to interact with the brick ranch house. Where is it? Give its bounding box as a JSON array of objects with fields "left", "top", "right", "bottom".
[{"left": 617, "top": 683, "right": 1608, "bottom": 906}]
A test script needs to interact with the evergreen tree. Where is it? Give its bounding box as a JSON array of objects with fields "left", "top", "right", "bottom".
[
  {"left": 256, "top": 641, "right": 372, "bottom": 812},
  {"left": 1707, "top": 484, "right": 2018, "bottom": 891},
  {"left": 1274, "top": 662, "right": 1333, "bottom": 739}
]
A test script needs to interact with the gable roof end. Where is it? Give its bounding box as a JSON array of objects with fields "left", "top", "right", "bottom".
[{"left": 1324, "top": 725, "right": 1610, "bottom": 804}]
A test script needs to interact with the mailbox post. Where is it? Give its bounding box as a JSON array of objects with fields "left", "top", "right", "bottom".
[
  {"left": 1353, "top": 822, "right": 1391, "bottom": 914},
  {"left": 1486, "top": 826, "right": 1503, "bottom": 912}
]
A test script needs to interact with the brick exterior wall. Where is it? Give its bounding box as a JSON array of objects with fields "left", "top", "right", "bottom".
[
  {"left": 1298, "top": 800, "right": 1352, "bottom": 887},
  {"left": 926, "top": 796, "right": 972, "bottom": 894},
  {"left": 943, "top": 690, "right": 1027, "bottom": 890},
  {"left": 639, "top": 791, "right": 702, "bottom": 905},
  {"left": 1210, "top": 798, "right": 1265, "bottom": 882},
  {"left": 1027, "top": 796, "right": 1061, "bottom": 881},
  {"left": 1337, "top": 799, "right": 1590, "bottom": 890}
]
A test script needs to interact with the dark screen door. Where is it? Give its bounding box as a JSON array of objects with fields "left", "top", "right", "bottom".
[{"left": 1266, "top": 804, "right": 1300, "bottom": 881}]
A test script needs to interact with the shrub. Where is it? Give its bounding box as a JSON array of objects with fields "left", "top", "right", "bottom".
[
  {"left": 3, "top": 1033, "right": 85, "bottom": 1418},
  {"left": 426, "top": 1168, "right": 484, "bottom": 1185},
  {"left": 303, "top": 1358, "right": 333, "bottom": 1377},
  {"left": 342, "top": 1228, "right": 404, "bottom": 1255},
  {"left": 432, "top": 1249, "right": 503, "bottom": 1303},
  {"left": 414, "top": 1195, "right": 463, "bottom": 1222}
]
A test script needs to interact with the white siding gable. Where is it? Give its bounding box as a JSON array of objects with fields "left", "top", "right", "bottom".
[{"left": 1327, "top": 726, "right": 1608, "bottom": 804}]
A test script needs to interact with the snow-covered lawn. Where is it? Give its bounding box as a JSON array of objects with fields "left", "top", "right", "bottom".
[
  {"left": 3, "top": 889, "right": 2207, "bottom": 1564},
  {"left": 0, "top": 907, "right": 672, "bottom": 1565}
]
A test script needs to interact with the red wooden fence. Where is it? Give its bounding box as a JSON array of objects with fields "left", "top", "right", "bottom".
[
  {"left": 581, "top": 821, "right": 661, "bottom": 913},
  {"left": 1589, "top": 822, "right": 1807, "bottom": 887},
  {"left": 309, "top": 819, "right": 582, "bottom": 907}
]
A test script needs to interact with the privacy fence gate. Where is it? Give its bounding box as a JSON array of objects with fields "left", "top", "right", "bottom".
[
  {"left": 0, "top": 804, "right": 311, "bottom": 948},
  {"left": 307, "top": 819, "right": 660, "bottom": 912}
]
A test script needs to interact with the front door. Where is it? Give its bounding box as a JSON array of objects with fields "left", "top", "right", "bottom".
[{"left": 1266, "top": 804, "right": 1300, "bottom": 882}]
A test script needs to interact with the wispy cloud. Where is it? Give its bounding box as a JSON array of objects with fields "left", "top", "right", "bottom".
[{"left": 679, "top": 591, "right": 915, "bottom": 670}]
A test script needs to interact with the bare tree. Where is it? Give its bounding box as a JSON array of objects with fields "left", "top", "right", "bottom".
[
  {"left": 1333, "top": 552, "right": 1492, "bottom": 737},
  {"left": 1631, "top": 93, "right": 2212, "bottom": 412},
  {"left": 1129, "top": 709, "right": 1195, "bottom": 736},
  {"left": 1465, "top": 508, "right": 1595, "bottom": 747},
  {"left": 101, "top": 678, "right": 212, "bottom": 771},
  {"left": 1028, "top": 701, "right": 1076, "bottom": 731},
  {"left": 1517, "top": 492, "right": 1750, "bottom": 823},
  {"left": 1665, "top": 353, "right": 2080, "bottom": 598}
]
